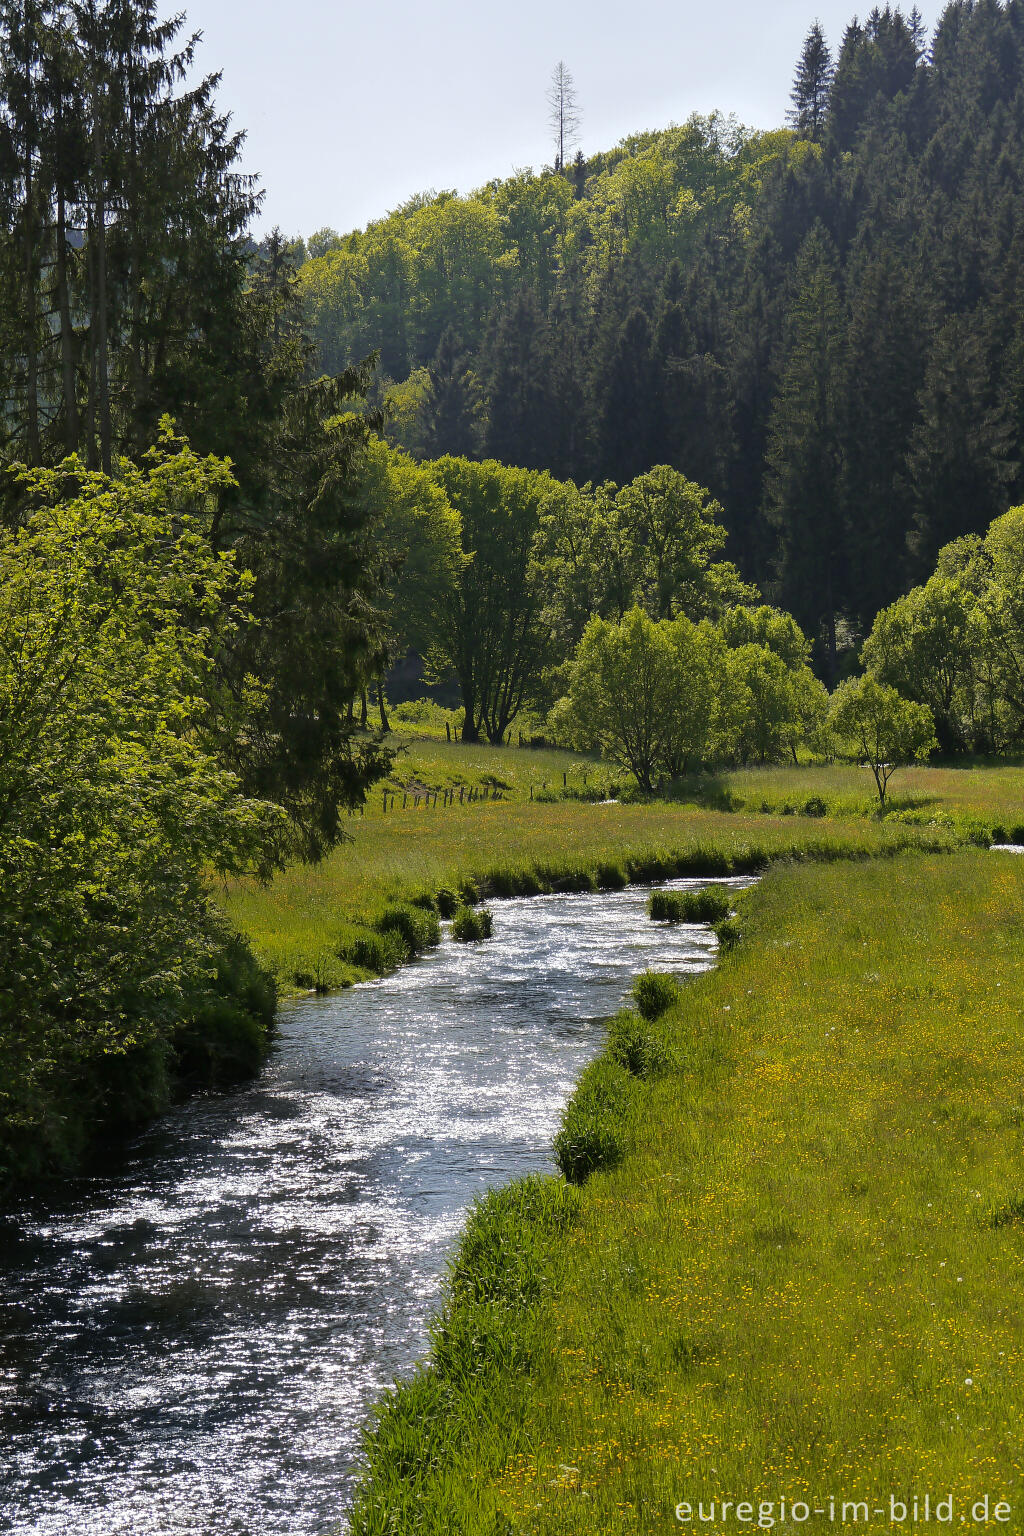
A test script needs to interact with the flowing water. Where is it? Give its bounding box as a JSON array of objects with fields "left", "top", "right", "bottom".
[{"left": 0, "top": 877, "right": 750, "bottom": 1536}]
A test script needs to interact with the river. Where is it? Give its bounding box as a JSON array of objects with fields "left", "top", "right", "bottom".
[{"left": 0, "top": 877, "right": 750, "bottom": 1536}]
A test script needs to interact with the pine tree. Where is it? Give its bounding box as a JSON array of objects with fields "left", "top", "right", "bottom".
[
  {"left": 599, "top": 307, "right": 656, "bottom": 483},
  {"left": 788, "top": 21, "right": 834, "bottom": 141},
  {"left": 483, "top": 290, "right": 555, "bottom": 469},
  {"left": 840, "top": 248, "right": 927, "bottom": 625},
  {"left": 547, "top": 60, "right": 579, "bottom": 173},
  {"left": 423, "top": 327, "right": 480, "bottom": 458}
]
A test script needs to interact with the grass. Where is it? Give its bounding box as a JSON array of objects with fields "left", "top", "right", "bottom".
[
  {"left": 380, "top": 735, "right": 609, "bottom": 801},
  {"left": 221, "top": 767, "right": 956, "bottom": 992},
  {"left": 349, "top": 849, "right": 1024, "bottom": 1533},
  {"left": 668, "top": 760, "right": 1024, "bottom": 839}
]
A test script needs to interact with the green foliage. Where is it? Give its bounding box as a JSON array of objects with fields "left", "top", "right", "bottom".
[
  {"left": 553, "top": 1055, "right": 637, "bottom": 1184},
  {"left": 374, "top": 904, "right": 441, "bottom": 957},
  {"left": 829, "top": 675, "right": 937, "bottom": 803},
  {"left": 632, "top": 970, "right": 683, "bottom": 1021},
  {"left": 557, "top": 607, "right": 716, "bottom": 790},
  {"left": 0, "top": 439, "right": 286, "bottom": 1188},
  {"left": 606, "top": 1010, "right": 670, "bottom": 1080},
  {"left": 425, "top": 456, "right": 554, "bottom": 743},
  {"left": 450, "top": 906, "right": 494, "bottom": 942},
  {"left": 649, "top": 887, "right": 732, "bottom": 924},
  {"left": 531, "top": 468, "right": 755, "bottom": 657}
]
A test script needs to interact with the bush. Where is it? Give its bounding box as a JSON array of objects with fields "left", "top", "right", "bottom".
[
  {"left": 375, "top": 905, "right": 441, "bottom": 956},
  {"left": 347, "top": 930, "right": 408, "bottom": 974},
  {"left": 803, "top": 796, "right": 828, "bottom": 818},
  {"left": 435, "top": 888, "right": 460, "bottom": 918},
  {"left": 607, "top": 1010, "right": 670, "bottom": 1079},
  {"left": 715, "top": 917, "right": 742, "bottom": 951},
  {"left": 174, "top": 932, "right": 276, "bottom": 1087},
  {"left": 451, "top": 906, "right": 494, "bottom": 942},
  {"left": 648, "top": 887, "right": 733, "bottom": 924},
  {"left": 554, "top": 1056, "right": 637, "bottom": 1183},
  {"left": 633, "top": 971, "right": 682, "bottom": 1021}
]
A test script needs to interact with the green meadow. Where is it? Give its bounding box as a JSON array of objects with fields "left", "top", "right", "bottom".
[
  {"left": 217, "top": 746, "right": 1024, "bottom": 1532},
  {"left": 222, "top": 743, "right": 1022, "bottom": 994},
  {"left": 349, "top": 849, "right": 1024, "bottom": 1534}
]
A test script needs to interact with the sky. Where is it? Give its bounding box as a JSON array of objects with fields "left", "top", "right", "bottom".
[{"left": 177, "top": 0, "right": 942, "bottom": 240}]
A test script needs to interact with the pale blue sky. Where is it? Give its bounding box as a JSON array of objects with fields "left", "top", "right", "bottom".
[{"left": 179, "top": 0, "right": 941, "bottom": 239}]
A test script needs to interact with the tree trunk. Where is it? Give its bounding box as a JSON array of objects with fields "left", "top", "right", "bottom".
[
  {"left": 94, "top": 180, "right": 111, "bottom": 473},
  {"left": 376, "top": 677, "right": 390, "bottom": 732},
  {"left": 23, "top": 147, "right": 40, "bottom": 465},
  {"left": 55, "top": 186, "right": 79, "bottom": 453}
]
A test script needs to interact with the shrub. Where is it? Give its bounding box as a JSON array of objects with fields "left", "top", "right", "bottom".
[
  {"left": 715, "top": 917, "right": 742, "bottom": 951},
  {"left": 375, "top": 905, "right": 441, "bottom": 956},
  {"left": 554, "top": 1057, "right": 637, "bottom": 1183},
  {"left": 607, "top": 1010, "right": 669, "bottom": 1079},
  {"left": 596, "top": 861, "right": 628, "bottom": 890},
  {"left": 648, "top": 887, "right": 732, "bottom": 924},
  {"left": 348, "top": 931, "right": 408, "bottom": 974},
  {"left": 633, "top": 971, "right": 682, "bottom": 1021},
  {"left": 174, "top": 932, "right": 276, "bottom": 1087},
  {"left": 803, "top": 796, "right": 828, "bottom": 818},
  {"left": 452, "top": 907, "right": 494, "bottom": 942},
  {"left": 435, "top": 888, "right": 460, "bottom": 918}
]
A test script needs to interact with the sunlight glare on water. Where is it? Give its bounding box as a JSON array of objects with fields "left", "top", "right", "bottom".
[{"left": 0, "top": 877, "right": 751, "bottom": 1536}]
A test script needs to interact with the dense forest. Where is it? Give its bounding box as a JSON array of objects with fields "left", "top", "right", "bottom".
[{"left": 296, "top": 0, "right": 1024, "bottom": 676}]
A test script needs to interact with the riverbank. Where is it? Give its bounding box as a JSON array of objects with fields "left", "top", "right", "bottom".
[
  {"left": 349, "top": 848, "right": 1024, "bottom": 1533},
  {"left": 222, "top": 793, "right": 957, "bottom": 995}
]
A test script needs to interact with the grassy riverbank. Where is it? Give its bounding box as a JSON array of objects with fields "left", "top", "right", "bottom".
[
  {"left": 221, "top": 742, "right": 1024, "bottom": 994},
  {"left": 222, "top": 793, "right": 955, "bottom": 994},
  {"left": 350, "top": 849, "right": 1024, "bottom": 1533}
]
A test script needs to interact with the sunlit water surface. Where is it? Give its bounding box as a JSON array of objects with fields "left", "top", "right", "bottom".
[{"left": 0, "top": 878, "right": 750, "bottom": 1536}]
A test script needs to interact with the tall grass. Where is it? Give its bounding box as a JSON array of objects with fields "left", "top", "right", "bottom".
[{"left": 350, "top": 850, "right": 1024, "bottom": 1533}]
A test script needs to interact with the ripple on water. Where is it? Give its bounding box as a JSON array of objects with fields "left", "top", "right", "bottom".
[{"left": 0, "top": 876, "right": 752, "bottom": 1536}]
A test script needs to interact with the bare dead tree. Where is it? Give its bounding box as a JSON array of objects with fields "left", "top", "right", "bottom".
[{"left": 547, "top": 61, "right": 580, "bottom": 172}]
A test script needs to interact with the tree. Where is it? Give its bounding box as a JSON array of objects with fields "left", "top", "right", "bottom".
[
  {"left": 828, "top": 676, "right": 936, "bottom": 804},
  {"left": 861, "top": 576, "right": 981, "bottom": 752},
  {"left": 531, "top": 467, "right": 755, "bottom": 658},
  {"left": 614, "top": 465, "right": 755, "bottom": 622},
  {"left": 719, "top": 603, "right": 811, "bottom": 670},
  {"left": 764, "top": 226, "right": 846, "bottom": 677},
  {"left": 547, "top": 60, "right": 579, "bottom": 173},
  {"left": 426, "top": 456, "right": 553, "bottom": 744},
  {"left": 715, "top": 644, "right": 804, "bottom": 765},
  {"left": 358, "top": 438, "right": 464, "bottom": 727},
  {"left": 0, "top": 435, "right": 287, "bottom": 1179},
  {"left": 788, "top": 21, "right": 834, "bottom": 141},
  {"left": 213, "top": 371, "right": 395, "bottom": 858},
  {"left": 557, "top": 607, "right": 713, "bottom": 789}
]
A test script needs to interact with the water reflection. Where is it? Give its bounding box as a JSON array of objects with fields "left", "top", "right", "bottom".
[{"left": 0, "top": 877, "right": 750, "bottom": 1535}]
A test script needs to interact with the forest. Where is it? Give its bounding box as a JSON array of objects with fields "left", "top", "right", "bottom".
[{"left": 297, "top": 0, "right": 1024, "bottom": 676}]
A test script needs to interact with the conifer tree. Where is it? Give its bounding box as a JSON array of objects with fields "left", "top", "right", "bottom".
[{"left": 788, "top": 21, "right": 834, "bottom": 141}]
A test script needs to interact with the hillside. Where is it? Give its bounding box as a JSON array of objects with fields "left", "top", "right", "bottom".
[{"left": 296, "top": 0, "right": 1024, "bottom": 668}]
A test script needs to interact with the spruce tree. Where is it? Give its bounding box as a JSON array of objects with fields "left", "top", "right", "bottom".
[{"left": 788, "top": 21, "right": 834, "bottom": 141}]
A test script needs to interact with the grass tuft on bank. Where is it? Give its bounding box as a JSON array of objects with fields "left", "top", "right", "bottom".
[{"left": 350, "top": 849, "right": 1024, "bottom": 1533}]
